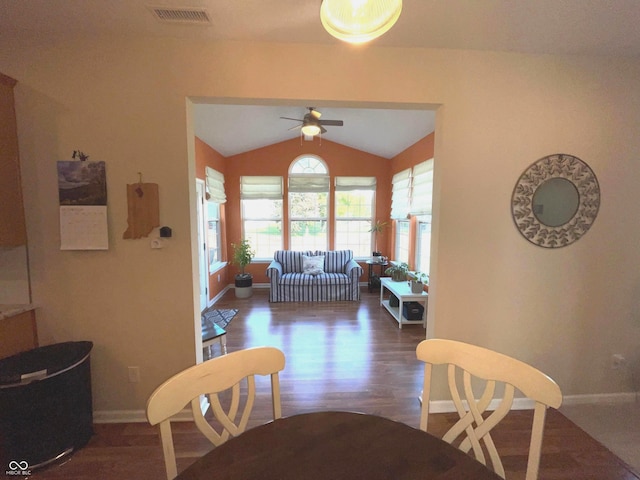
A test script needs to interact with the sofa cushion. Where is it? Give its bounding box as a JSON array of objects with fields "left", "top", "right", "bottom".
[
  {"left": 324, "top": 250, "right": 353, "bottom": 273},
  {"left": 280, "top": 273, "right": 316, "bottom": 286},
  {"left": 302, "top": 255, "right": 325, "bottom": 275},
  {"left": 316, "top": 273, "right": 351, "bottom": 285},
  {"left": 274, "top": 250, "right": 314, "bottom": 274}
]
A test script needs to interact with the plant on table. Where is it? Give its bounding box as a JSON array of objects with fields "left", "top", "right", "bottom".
[
  {"left": 385, "top": 262, "right": 409, "bottom": 282},
  {"left": 409, "top": 271, "right": 429, "bottom": 293},
  {"left": 368, "top": 220, "right": 389, "bottom": 256}
]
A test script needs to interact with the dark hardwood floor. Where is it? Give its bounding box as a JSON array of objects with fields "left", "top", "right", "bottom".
[{"left": 31, "top": 288, "right": 639, "bottom": 479}]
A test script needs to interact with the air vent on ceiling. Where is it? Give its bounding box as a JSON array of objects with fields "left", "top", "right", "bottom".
[{"left": 148, "top": 6, "right": 211, "bottom": 25}]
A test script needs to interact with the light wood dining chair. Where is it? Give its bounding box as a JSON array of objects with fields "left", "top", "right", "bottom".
[
  {"left": 416, "top": 338, "right": 562, "bottom": 480},
  {"left": 146, "top": 346, "right": 286, "bottom": 480}
]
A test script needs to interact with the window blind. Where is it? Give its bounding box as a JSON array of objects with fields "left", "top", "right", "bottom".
[
  {"left": 335, "top": 176, "right": 376, "bottom": 191},
  {"left": 410, "top": 159, "right": 434, "bottom": 215},
  {"left": 390, "top": 168, "right": 411, "bottom": 219},
  {"left": 205, "top": 167, "right": 226, "bottom": 203},
  {"left": 288, "top": 176, "right": 330, "bottom": 192},
  {"left": 240, "top": 176, "right": 283, "bottom": 199}
]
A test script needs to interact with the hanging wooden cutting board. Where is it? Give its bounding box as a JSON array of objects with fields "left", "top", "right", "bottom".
[{"left": 122, "top": 183, "right": 159, "bottom": 239}]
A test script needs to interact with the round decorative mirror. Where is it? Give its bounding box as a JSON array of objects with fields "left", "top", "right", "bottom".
[{"left": 511, "top": 154, "right": 600, "bottom": 248}]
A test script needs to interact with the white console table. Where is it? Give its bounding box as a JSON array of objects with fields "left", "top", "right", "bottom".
[{"left": 379, "top": 277, "right": 428, "bottom": 329}]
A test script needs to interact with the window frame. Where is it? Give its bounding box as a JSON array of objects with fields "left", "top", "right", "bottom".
[
  {"left": 288, "top": 155, "right": 329, "bottom": 251},
  {"left": 240, "top": 176, "right": 284, "bottom": 261},
  {"left": 334, "top": 176, "right": 377, "bottom": 259}
]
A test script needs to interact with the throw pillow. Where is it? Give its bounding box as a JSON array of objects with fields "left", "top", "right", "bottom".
[{"left": 302, "top": 255, "right": 325, "bottom": 276}]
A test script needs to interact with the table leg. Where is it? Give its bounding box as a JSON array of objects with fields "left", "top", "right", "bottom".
[{"left": 219, "top": 334, "right": 227, "bottom": 355}]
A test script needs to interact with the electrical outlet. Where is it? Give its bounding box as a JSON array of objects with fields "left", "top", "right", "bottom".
[
  {"left": 128, "top": 366, "right": 140, "bottom": 383},
  {"left": 611, "top": 354, "right": 626, "bottom": 369}
]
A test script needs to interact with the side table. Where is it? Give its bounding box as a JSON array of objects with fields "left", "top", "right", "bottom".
[
  {"left": 379, "top": 277, "right": 427, "bottom": 329},
  {"left": 366, "top": 260, "right": 388, "bottom": 292}
]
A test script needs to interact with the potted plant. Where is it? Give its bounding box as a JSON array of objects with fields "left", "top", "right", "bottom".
[
  {"left": 409, "top": 271, "right": 429, "bottom": 293},
  {"left": 231, "top": 239, "right": 255, "bottom": 298},
  {"left": 368, "top": 220, "right": 388, "bottom": 259},
  {"left": 385, "top": 262, "right": 409, "bottom": 282}
]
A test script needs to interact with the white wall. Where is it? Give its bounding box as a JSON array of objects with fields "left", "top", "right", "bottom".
[{"left": 1, "top": 38, "right": 639, "bottom": 414}]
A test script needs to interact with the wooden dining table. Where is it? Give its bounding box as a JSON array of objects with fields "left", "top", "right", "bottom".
[{"left": 175, "top": 411, "right": 503, "bottom": 479}]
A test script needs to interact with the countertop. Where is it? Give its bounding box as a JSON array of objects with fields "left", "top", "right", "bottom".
[{"left": 0, "top": 304, "right": 36, "bottom": 320}]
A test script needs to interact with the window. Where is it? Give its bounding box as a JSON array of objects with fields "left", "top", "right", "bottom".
[
  {"left": 395, "top": 220, "right": 410, "bottom": 264},
  {"left": 335, "top": 177, "right": 376, "bottom": 258},
  {"left": 241, "top": 176, "right": 283, "bottom": 259},
  {"left": 390, "top": 168, "right": 411, "bottom": 220},
  {"left": 204, "top": 167, "right": 226, "bottom": 268},
  {"left": 289, "top": 156, "right": 329, "bottom": 251},
  {"left": 411, "top": 159, "right": 434, "bottom": 274},
  {"left": 410, "top": 159, "right": 433, "bottom": 216},
  {"left": 415, "top": 215, "right": 431, "bottom": 274},
  {"left": 207, "top": 201, "right": 222, "bottom": 267},
  {"left": 205, "top": 167, "right": 226, "bottom": 203}
]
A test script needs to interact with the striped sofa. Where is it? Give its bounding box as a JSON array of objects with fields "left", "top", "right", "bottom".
[{"left": 267, "top": 250, "right": 363, "bottom": 302}]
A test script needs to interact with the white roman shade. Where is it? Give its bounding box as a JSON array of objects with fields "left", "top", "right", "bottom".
[
  {"left": 335, "top": 176, "right": 376, "bottom": 191},
  {"left": 288, "top": 176, "right": 330, "bottom": 192},
  {"left": 390, "top": 168, "right": 411, "bottom": 219},
  {"left": 205, "top": 167, "right": 226, "bottom": 203},
  {"left": 410, "top": 159, "right": 434, "bottom": 215},
  {"left": 240, "top": 176, "right": 283, "bottom": 199}
]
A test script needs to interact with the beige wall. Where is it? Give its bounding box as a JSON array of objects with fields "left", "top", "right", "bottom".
[{"left": 1, "top": 37, "right": 639, "bottom": 414}]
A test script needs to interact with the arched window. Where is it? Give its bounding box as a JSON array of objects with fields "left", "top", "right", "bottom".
[{"left": 288, "top": 156, "right": 329, "bottom": 251}]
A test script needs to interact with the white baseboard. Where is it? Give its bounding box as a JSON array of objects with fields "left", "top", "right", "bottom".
[
  {"left": 421, "top": 392, "right": 639, "bottom": 414},
  {"left": 425, "top": 397, "right": 536, "bottom": 413},
  {"left": 95, "top": 399, "right": 210, "bottom": 424},
  {"left": 561, "top": 391, "right": 638, "bottom": 406},
  {"left": 94, "top": 408, "right": 194, "bottom": 424}
]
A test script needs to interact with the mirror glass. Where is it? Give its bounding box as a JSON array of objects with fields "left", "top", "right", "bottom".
[
  {"left": 511, "top": 154, "right": 600, "bottom": 248},
  {"left": 532, "top": 177, "right": 579, "bottom": 227}
]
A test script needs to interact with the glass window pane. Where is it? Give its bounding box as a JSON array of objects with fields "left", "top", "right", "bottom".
[
  {"left": 416, "top": 219, "right": 432, "bottom": 274},
  {"left": 206, "top": 202, "right": 221, "bottom": 267},
  {"left": 289, "top": 192, "right": 327, "bottom": 218},
  {"left": 290, "top": 156, "right": 327, "bottom": 174},
  {"left": 241, "top": 199, "right": 283, "bottom": 258},
  {"left": 335, "top": 190, "right": 374, "bottom": 257},
  {"left": 245, "top": 220, "right": 282, "bottom": 258},
  {"left": 242, "top": 198, "right": 282, "bottom": 220},
  {"left": 335, "top": 191, "right": 373, "bottom": 218},
  {"left": 335, "top": 220, "right": 370, "bottom": 257},
  {"left": 290, "top": 220, "right": 327, "bottom": 251},
  {"left": 395, "top": 220, "right": 410, "bottom": 264}
]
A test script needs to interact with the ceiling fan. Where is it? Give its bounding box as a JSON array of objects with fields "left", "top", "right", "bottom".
[{"left": 280, "top": 107, "right": 344, "bottom": 136}]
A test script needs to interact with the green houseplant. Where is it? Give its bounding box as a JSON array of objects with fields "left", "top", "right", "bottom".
[
  {"left": 368, "top": 220, "right": 388, "bottom": 257},
  {"left": 409, "top": 271, "right": 429, "bottom": 293},
  {"left": 231, "top": 239, "right": 255, "bottom": 298},
  {"left": 385, "top": 262, "right": 409, "bottom": 282}
]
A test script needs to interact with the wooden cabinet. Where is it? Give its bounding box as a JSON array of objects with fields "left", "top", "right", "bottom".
[
  {"left": 0, "top": 73, "right": 27, "bottom": 247},
  {"left": 0, "top": 310, "right": 38, "bottom": 359}
]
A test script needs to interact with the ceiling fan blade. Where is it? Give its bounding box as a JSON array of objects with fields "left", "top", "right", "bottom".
[
  {"left": 320, "top": 126, "right": 327, "bottom": 134},
  {"left": 288, "top": 124, "right": 302, "bottom": 131},
  {"left": 280, "top": 117, "right": 303, "bottom": 122},
  {"left": 318, "top": 119, "right": 343, "bottom": 126}
]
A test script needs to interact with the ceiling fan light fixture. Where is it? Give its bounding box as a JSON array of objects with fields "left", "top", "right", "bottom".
[
  {"left": 301, "top": 123, "right": 322, "bottom": 136},
  {"left": 320, "top": 0, "right": 402, "bottom": 44}
]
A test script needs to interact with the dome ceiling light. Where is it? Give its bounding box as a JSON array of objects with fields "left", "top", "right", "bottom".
[{"left": 320, "top": 0, "right": 402, "bottom": 45}]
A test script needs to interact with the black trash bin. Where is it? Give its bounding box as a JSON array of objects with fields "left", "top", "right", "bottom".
[{"left": 0, "top": 341, "right": 94, "bottom": 471}]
